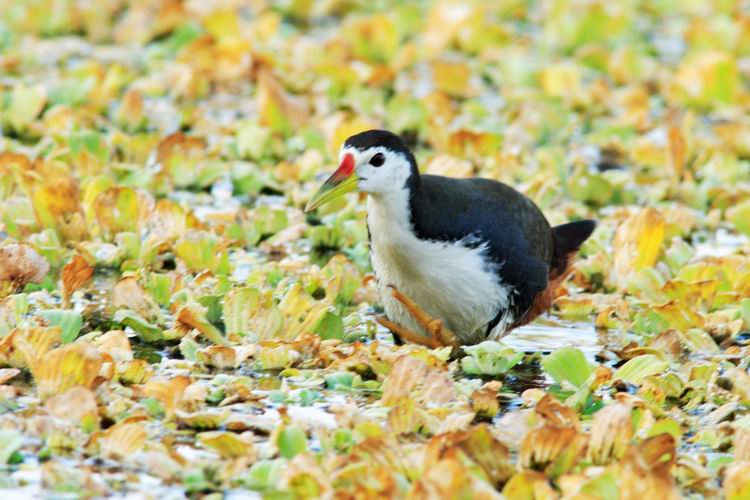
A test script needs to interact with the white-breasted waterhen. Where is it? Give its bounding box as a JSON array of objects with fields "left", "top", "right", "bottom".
[{"left": 305, "top": 130, "right": 596, "bottom": 349}]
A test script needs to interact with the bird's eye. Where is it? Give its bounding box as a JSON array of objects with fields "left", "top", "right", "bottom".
[{"left": 369, "top": 152, "right": 385, "bottom": 167}]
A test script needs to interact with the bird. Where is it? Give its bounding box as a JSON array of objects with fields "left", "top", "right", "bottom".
[{"left": 305, "top": 129, "right": 596, "bottom": 348}]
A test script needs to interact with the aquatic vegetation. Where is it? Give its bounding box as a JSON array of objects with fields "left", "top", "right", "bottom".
[{"left": 0, "top": 0, "right": 750, "bottom": 496}]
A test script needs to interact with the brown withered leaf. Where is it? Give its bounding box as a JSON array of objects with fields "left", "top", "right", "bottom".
[
  {"left": 92, "top": 330, "right": 132, "bottom": 363},
  {"left": 459, "top": 425, "right": 514, "bottom": 488},
  {"left": 0, "top": 326, "right": 61, "bottom": 369},
  {"left": 381, "top": 355, "right": 455, "bottom": 406},
  {"left": 45, "top": 386, "right": 100, "bottom": 428},
  {"left": 112, "top": 277, "right": 159, "bottom": 321},
  {"left": 535, "top": 394, "right": 580, "bottom": 430},
  {"left": 96, "top": 419, "right": 148, "bottom": 459},
  {"left": 0, "top": 244, "right": 50, "bottom": 294},
  {"left": 196, "top": 345, "right": 238, "bottom": 369},
  {"left": 351, "top": 437, "right": 416, "bottom": 481},
  {"left": 620, "top": 434, "right": 678, "bottom": 500},
  {"left": 587, "top": 402, "right": 633, "bottom": 465},
  {"left": 62, "top": 255, "right": 94, "bottom": 303},
  {"left": 735, "top": 427, "right": 750, "bottom": 461},
  {"left": 425, "top": 154, "right": 474, "bottom": 178},
  {"left": 155, "top": 132, "right": 207, "bottom": 166},
  {"left": 148, "top": 199, "right": 189, "bottom": 241},
  {"left": 502, "top": 471, "right": 557, "bottom": 500},
  {"left": 141, "top": 375, "right": 192, "bottom": 419},
  {"left": 520, "top": 425, "right": 583, "bottom": 473},
  {"left": 409, "top": 456, "right": 500, "bottom": 500},
  {"left": 471, "top": 383, "right": 501, "bottom": 420}
]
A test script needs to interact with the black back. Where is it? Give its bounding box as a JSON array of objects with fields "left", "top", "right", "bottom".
[
  {"left": 350, "top": 130, "right": 564, "bottom": 328},
  {"left": 410, "top": 175, "right": 554, "bottom": 325}
]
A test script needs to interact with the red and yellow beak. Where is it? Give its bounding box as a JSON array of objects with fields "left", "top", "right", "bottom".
[{"left": 304, "top": 154, "right": 359, "bottom": 212}]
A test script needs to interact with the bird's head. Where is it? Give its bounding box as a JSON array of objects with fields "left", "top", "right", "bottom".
[{"left": 305, "top": 129, "right": 418, "bottom": 212}]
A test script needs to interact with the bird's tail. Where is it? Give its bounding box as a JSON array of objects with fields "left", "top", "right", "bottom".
[{"left": 550, "top": 220, "right": 596, "bottom": 281}]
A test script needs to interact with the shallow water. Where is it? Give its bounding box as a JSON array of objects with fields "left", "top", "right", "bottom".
[{"left": 502, "top": 319, "right": 603, "bottom": 359}]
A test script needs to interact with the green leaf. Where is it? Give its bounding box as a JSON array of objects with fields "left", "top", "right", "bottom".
[
  {"left": 311, "top": 310, "right": 344, "bottom": 340},
  {"left": 39, "top": 309, "right": 82, "bottom": 343},
  {"left": 277, "top": 424, "right": 307, "bottom": 459},
  {"left": 114, "top": 309, "right": 164, "bottom": 343},
  {"left": 325, "top": 372, "right": 354, "bottom": 390},
  {"left": 648, "top": 418, "right": 683, "bottom": 440},
  {"left": 242, "top": 459, "right": 284, "bottom": 491},
  {"left": 461, "top": 341, "right": 524, "bottom": 376},
  {"left": 6, "top": 84, "right": 46, "bottom": 131},
  {"left": 613, "top": 355, "right": 669, "bottom": 385},
  {"left": 542, "top": 347, "right": 595, "bottom": 387},
  {"left": 0, "top": 430, "right": 23, "bottom": 464},
  {"left": 728, "top": 199, "right": 750, "bottom": 238}
]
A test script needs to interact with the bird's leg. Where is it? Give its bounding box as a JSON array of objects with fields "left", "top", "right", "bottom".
[
  {"left": 375, "top": 315, "right": 442, "bottom": 349},
  {"left": 385, "top": 285, "right": 460, "bottom": 348}
]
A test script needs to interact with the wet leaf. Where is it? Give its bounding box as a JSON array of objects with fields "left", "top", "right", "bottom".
[
  {"left": 277, "top": 424, "right": 307, "bottom": 459},
  {"left": 461, "top": 341, "right": 524, "bottom": 376},
  {"left": 32, "top": 342, "right": 103, "bottom": 401},
  {"left": 542, "top": 347, "right": 595, "bottom": 388},
  {"left": 614, "top": 355, "right": 669, "bottom": 385},
  {"left": 0, "top": 244, "right": 49, "bottom": 295},
  {"left": 39, "top": 310, "right": 82, "bottom": 343},
  {"left": 61, "top": 255, "right": 94, "bottom": 303},
  {"left": 0, "top": 430, "right": 23, "bottom": 465},
  {"left": 613, "top": 208, "right": 665, "bottom": 289}
]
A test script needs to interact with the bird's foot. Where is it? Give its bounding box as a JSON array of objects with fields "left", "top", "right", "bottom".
[
  {"left": 375, "top": 315, "right": 443, "bottom": 349},
  {"left": 382, "top": 285, "right": 460, "bottom": 349}
]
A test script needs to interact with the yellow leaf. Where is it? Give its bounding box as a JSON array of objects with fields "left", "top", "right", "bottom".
[
  {"left": 257, "top": 69, "right": 309, "bottom": 136},
  {"left": 97, "top": 420, "right": 147, "bottom": 459},
  {"left": 432, "top": 61, "right": 474, "bottom": 98},
  {"left": 613, "top": 208, "right": 665, "bottom": 289},
  {"left": 199, "top": 431, "right": 255, "bottom": 459},
  {"left": 32, "top": 342, "right": 103, "bottom": 401}
]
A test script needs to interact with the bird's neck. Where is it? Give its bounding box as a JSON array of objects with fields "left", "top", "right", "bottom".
[{"left": 367, "top": 184, "right": 414, "bottom": 233}]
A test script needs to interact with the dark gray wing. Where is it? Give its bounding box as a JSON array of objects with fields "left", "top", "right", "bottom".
[{"left": 410, "top": 175, "right": 554, "bottom": 323}]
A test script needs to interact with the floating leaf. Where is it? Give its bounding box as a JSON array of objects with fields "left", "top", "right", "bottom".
[
  {"left": 587, "top": 402, "right": 633, "bottom": 464},
  {"left": 199, "top": 431, "right": 255, "bottom": 459},
  {"left": 174, "top": 230, "right": 229, "bottom": 275},
  {"left": 614, "top": 355, "right": 669, "bottom": 385},
  {"left": 113, "top": 309, "right": 163, "bottom": 343},
  {"left": 613, "top": 208, "right": 665, "bottom": 289},
  {"left": 61, "top": 255, "right": 94, "bottom": 303},
  {"left": 541, "top": 347, "right": 594, "bottom": 388},
  {"left": 97, "top": 420, "right": 147, "bottom": 459},
  {"left": 0, "top": 244, "right": 50, "bottom": 296},
  {"left": 39, "top": 310, "right": 82, "bottom": 343},
  {"left": 93, "top": 187, "right": 154, "bottom": 238},
  {"left": 44, "top": 386, "right": 99, "bottom": 430},
  {"left": 0, "top": 430, "right": 23, "bottom": 465},
  {"left": 277, "top": 424, "right": 307, "bottom": 459},
  {"left": 461, "top": 341, "right": 524, "bottom": 377},
  {"left": 32, "top": 342, "right": 102, "bottom": 401}
]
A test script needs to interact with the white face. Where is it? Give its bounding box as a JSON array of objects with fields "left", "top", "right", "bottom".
[{"left": 340, "top": 145, "right": 413, "bottom": 196}]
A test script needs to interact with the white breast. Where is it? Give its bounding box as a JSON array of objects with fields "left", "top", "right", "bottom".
[{"left": 367, "top": 193, "right": 514, "bottom": 345}]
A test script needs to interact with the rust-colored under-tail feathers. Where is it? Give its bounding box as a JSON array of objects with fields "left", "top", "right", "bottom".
[{"left": 511, "top": 220, "right": 596, "bottom": 329}]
